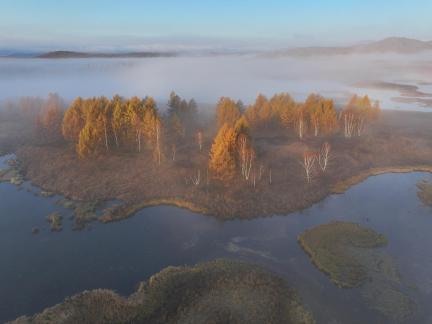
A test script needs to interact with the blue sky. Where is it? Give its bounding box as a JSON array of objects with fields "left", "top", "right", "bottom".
[{"left": 1, "top": 0, "right": 431, "bottom": 50}]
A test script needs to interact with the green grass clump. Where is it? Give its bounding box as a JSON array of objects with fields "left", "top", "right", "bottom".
[
  {"left": 298, "top": 221, "right": 388, "bottom": 288},
  {"left": 11, "top": 259, "right": 314, "bottom": 324}
]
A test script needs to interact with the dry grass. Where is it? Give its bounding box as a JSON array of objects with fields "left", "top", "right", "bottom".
[
  {"left": 11, "top": 259, "right": 314, "bottom": 324},
  {"left": 100, "top": 198, "right": 208, "bottom": 223},
  {"left": 12, "top": 110, "right": 432, "bottom": 221}
]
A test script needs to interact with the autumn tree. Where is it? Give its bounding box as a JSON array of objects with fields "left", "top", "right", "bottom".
[
  {"left": 38, "top": 93, "right": 64, "bottom": 140},
  {"left": 62, "top": 97, "right": 85, "bottom": 143},
  {"left": 341, "top": 95, "right": 380, "bottom": 138},
  {"left": 209, "top": 123, "right": 237, "bottom": 181},
  {"left": 270, "top": 93, "right": 296, "bottom": 126},
  {"left": 216, "top": 97, "right": 241, "bottom": 129},
  {"left": 244, "top": 94, "right": 272, "bottom": 128}
]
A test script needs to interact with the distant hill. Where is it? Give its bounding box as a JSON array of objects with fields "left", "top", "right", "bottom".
[
  {"left": 37, "top": 50, "right": 177, "bottom": 59},
  {"left": 267, "top": 37, "right": 432, "bottom": 57}
]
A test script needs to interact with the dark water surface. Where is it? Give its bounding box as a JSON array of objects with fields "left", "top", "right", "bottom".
[{"left": 0, "top": 154, "right": 431, "bottom": 323}]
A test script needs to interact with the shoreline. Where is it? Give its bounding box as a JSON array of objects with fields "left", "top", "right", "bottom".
[{"left": 5, "top": 149, "right": 431, "bottom": 224}]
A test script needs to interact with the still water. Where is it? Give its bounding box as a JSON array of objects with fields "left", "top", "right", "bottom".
[{"left": 0, "top": 154, "right": 431, "bottom": 323}]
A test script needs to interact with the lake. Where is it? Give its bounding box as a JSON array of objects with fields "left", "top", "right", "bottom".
[{"left": 0, "top": 153, "right": 431, "bottom": 323}]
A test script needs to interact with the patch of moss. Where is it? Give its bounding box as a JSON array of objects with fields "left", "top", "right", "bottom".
[
  {"left": 416, "top": 180, "right": 432, "bottom": 206},
  {"left": 46, "top": 212, "right": 63, "bottom": 232},
  {"left": 11, "top": 259, "right": 314, "bottom": 324}
]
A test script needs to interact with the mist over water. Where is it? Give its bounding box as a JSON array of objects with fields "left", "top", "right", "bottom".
[{"left": 1, "top": 53, "right": 432, "bottom": 110}]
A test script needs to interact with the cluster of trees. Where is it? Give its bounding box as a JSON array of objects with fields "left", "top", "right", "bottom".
[
  {"left": 209, "top": 92, "right": 380, "bottom": 183},
  {"left": 239, "top": 93, "right": 338, "bottom": 139},
  {"left": 167, "top": 91, "right": 197, "bottom": 140},
  {"left": 59, "top": 92, "right": 202, "bottom": 160},
  {"left": 209, "top": 118, "right": 254, "bottom": 182},
  {"left": 341, "top": 95, "right": 380, "bottom": 138},
  {"left": 33, "top": 90, "right": 380, "bottom": 185},
  {"left": 215, "top": 93, "right": 379, "bottom": 140},
  {"left": 62, "top": 96, "right": 162, "bottom": 158}
]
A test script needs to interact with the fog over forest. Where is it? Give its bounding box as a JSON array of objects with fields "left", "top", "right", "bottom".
[{"left": 1, "top": 53, "right": 432, "bottom": 111}]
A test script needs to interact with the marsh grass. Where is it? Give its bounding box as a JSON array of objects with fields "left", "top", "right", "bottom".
[
  {"left": 298, "top": 222, "right": 415, "bottom": 321},
  {"left": 11, "top": 259, "right": 314, "bottom": 324},
  {"left": 46, "top": 212, "right": 62, "bottom": 232}
]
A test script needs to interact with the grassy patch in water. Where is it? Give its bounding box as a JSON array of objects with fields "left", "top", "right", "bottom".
[
  {"left": 299, "top": 221, "right": 416, "bottom": 322},
  {"left": 298, "top": 221, "right": 387, "bottom": 288},
  {"left": 46, "top": 212, "right": 63, "bottom": 232},
  {"left": 11, "top": 259, "right": 314, "bottom": 324},
  {"left": 416, "top": 180, "right": 432, "bottom": 206}
]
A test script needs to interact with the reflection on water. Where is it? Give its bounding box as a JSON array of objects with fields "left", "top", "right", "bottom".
[{"left": 0, "top": 153, "right": 431, "bottom": 323}]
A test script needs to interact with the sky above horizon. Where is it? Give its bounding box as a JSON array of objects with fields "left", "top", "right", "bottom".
[{"left": 1, "top": 0, "right": 431, "bottom": 51}]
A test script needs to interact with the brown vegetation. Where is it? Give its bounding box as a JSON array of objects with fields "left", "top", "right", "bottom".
[
  {"left": 11, "top": 259, "right": 314, "bottom": 324},
  {"left": 3, "top": 91, "right": 432, "bottom": 223}
]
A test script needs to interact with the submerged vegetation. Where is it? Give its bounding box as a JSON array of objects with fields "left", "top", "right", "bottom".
[
  {"left": 298, "top": 222, "right": 416, "bottom": 321},
  {"left": 416, "top": 179, "right": 432, "bottom": 206},
  {"left": 12, "top": 259, "right": 314, "bottom": 324}
]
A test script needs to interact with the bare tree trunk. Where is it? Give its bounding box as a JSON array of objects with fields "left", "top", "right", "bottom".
[
  {"left": 155, "top": 124, "right": 161, "bottom": 166},
  {"left": 298, "top": 118, "right": 304, "bottom": 139},
  {"left": 197, "top": 131, "right": 203, "bottom": 151},
  {"left": 301, "top": 152, "right": 317, "bottom": 183},
  {"left": 190, "top": 170, "right": 201, "bottom": 186},
  {"left": 259, "top": 164, "right": 264, "bottom": 181},
  {"left": 319, "top": 142, "right": 331, "bottom": 172},
  {"left": 137, "top": 130, "right": 142, "bottom": 153},
  {"left": 171, "top": 144, "right": 176, "bottom": 161},
  {"left": 356, "top": 117, "right": 365, "bottom": 136},
  {"left": 269, "top": 168, "right": 272, "bottom": 184},
  {"left": 113, "top": 129, "right": 119, "bottom": 148},
  {"left": 344, "top": 113, "right": 355, "bottom": 138},
  {"left": 104, "top": 122, "right": 109, "bottom": 151}
]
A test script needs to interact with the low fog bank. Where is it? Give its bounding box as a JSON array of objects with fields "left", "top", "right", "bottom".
[{"left": 0, "top": 53, "right": 431, "bottom": 111}]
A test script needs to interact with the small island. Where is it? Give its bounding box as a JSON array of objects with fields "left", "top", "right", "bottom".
[
  {"left": 298, "top": 221, "right": 416, "bottom": 321},
  {"left": 1, "top": 91, "right": 432, "bottom": 229},
  {"left": 11, "top": 259, "right": 314, "bottom": 324},
  {"left": 298, "top": 221, "right": 388, "bottom": 288}
]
